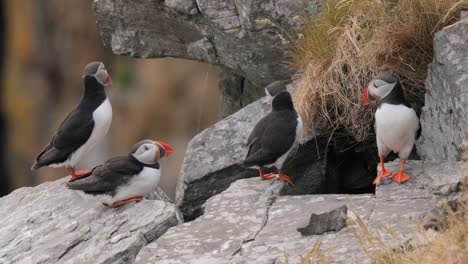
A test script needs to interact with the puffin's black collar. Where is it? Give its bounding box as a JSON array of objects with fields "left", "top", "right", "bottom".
[{"left": 129, "top": 154, "right": 160, "bottom": 169}]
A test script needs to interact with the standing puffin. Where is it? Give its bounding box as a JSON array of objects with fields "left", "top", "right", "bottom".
[
  {"left": 362, "top": 72, "right": 419, "bottom": 184},
  {"left": 243, "top": 91, "right": 302, "bottom": 186},
  {"left": 31, "top": 62, "right": 113, "bottom": 180},
  {"left": 67, "top": 140, "right": 173, "bottom": 208}
]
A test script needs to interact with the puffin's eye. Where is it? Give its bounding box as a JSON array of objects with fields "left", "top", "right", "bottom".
[{"left": 144, "top": 146, "right": 149, "bottom": 151}]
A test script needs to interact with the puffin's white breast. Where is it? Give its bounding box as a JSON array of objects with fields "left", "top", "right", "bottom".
[
  {"left": 111, "top": 167, "right": 161, "bottom": 203},
  {"left": 69, "top": 98, "right": 112, "bottom": 167},
  {"left": 375, "top": 103, "right": 419, "bottom": 153}
]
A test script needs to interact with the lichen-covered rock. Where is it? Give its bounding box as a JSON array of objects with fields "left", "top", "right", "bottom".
[
  {"left": 0, "top": 177, "right": 182, "bottom": 264},
  {"left": 417, "top": 18, "right": 468, "bottom": 161},
  {"left": 137, "top": 160, "right": 465, "bottom": 263},
  {"left": 93, "top": 0, "right": 321, "bottom": 88}
]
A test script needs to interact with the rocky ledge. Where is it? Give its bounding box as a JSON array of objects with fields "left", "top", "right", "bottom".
[
  {"left": 136, "top": 160, "right": 466, "bottom": 263},
  {"left": 0, "top": 177, "right": 182, "bottom": 264}
]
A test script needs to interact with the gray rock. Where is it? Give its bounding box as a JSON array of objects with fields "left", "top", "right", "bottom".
[
  {"left": 187, "top": 37, "right": 217, "bottom": 63},
  {"left": 218, "top": 68, "right": 263, "bottom": 118},
  {"left": 174, "top": 93, "right": 275, "bottom": 220},
  {"left": 137, "top": 160, "right": 465, "bottom": 263},
  {"left": 417, "top": 18, "right": 468, "bottom": 161},
  {"left": 264, "top": 80, "right": 287, "bottom": 97},
  {"left": 0, "top": 177, "right": 182, "bottom": 264},
  {"left": 93, "top": 0, "right": 320, "bottom": 88},
  {"left": 164, "top": 0, "right": 198, "bottom": 15},
  {"left": 297, "top": 205, "right": 347, "bottom": 236},
  {"left": 136, "top": 178, "right": 285, "bottom": 263}
]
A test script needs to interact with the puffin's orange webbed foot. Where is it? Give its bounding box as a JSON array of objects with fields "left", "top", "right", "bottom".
[
  {"left": 392, "top": 171, "right": 410, "bottom": 183},
  {"left": 373, "top": 167, "right": 392, "bottom": 185},
  {"left": 111, "top": 196, "right": 143, "bottom": 208},
  {"left": 279, "top": 170, "right": 295, "bottom": 187},
  {"left": 261, "top": 173, "right": 277, "bottom": 180}
]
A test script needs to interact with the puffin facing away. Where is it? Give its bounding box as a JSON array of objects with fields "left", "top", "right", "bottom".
[
  {"left": 67, "top": 140, "right": 173, "bottom": 208},
  {"left": 31, "top": 62, "right": 113, "bottom": 180},
  {"left": 362, "top": 72, "right": 419, "bottom": 184},
  {"left": 243, "top": 91, "right": 302, "bottom": 186}
]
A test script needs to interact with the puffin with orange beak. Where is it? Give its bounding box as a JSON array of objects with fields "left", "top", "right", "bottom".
[
  {"left": 67, "top": 140, "right": 173, "bottom": 207},
  {"left": 31, "top": 62, "right": 113, "bottom": 180},
  {"left": 362, "top": 72, "right": 419, "bottom": 184}
]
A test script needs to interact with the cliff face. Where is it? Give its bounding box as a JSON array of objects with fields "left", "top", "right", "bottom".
[
  {"left": 93, "top": 0, "right": 321, "bottom": 116},
  {"left": 417, "top": 17, "right": 468, "bottom": 161},
  {"left": 93, "top": 0, "right": 321, "bottom": 87}
]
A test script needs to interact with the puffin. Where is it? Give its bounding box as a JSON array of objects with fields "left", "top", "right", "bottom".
[
  {"left": 243, "top": 91, "right": 302, "bottom": 186},
  {"left": 362, "top": 72, "right": 419, "bottom": 184},
  {"left": 31, "top": 62, "right": 113, "bottom": 180},
  {"left": 66, "top": 140, "right": 173, "bottom": 208}
]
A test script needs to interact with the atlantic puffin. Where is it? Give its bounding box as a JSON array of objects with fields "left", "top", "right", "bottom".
[
  {"left": 362, "top": 72, "right": 419, "bottom": 184},
  {"left": 31, "top": 62, "right": 113, "bottom": 180},
  {"left": 244, "top": 91, "right": 302, "bottom": 186},
  {"left": 66, "top": 140, "right": 173, "bottom": 208}
]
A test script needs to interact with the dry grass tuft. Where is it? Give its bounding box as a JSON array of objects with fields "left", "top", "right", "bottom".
[
  {"left": 345, "top": 181, "right": 468, "bottom": 264},
  {"left": 373, "top": 193, "right": 468, "bottom": 263},
  {"left": 292, "top": 0, "right": 468, "bottom": 141}
]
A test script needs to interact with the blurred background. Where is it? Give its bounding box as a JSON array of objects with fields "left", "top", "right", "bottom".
[{"left": 0, "top": 0, "right": 220, "bottom": 199}]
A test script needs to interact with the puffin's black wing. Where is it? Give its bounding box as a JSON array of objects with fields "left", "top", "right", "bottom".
[
  {"left": 32, "top": 107, "right": 94, "bottom": 169},
  {"left": 66, "top": 156, "right": 142, "bottom": 196},
  {"left": 243, "top": 110, "right": 298, "bottom": 167}
]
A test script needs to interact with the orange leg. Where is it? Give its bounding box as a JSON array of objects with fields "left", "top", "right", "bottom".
[
  {"left": 67, "top": 167, "right": 92, "bottom": 181},
  {"left": 373, "top": 156, "right": 392, "bottom": 185},
  {"left": 392, "top": 160, "right": 410, "bottom": 183},
  {"left": 259, "top": 167, "right": 276, "bottom": 180},
  {"left": 111, "top": 196, "right": 143, "bottom": 208},
  {"left": 278, "top": 169, "right": 295, "bottom": 187}
]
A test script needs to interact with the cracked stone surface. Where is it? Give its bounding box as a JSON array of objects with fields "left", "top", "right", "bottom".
[
  {"left": 136, "top": 178, "right": 284, "bottom": 263},
  {"left": 417, "top": 17, "right": 468, "bottom": 161},
  {"left": 137, "top": 160, "right": 465, "bottom": 263},
  {"left": 93, "top": 0, "right": 321, "bottom": 88},
  {"left": 0, "top": 177, "right": 182, "bottom": 264}
]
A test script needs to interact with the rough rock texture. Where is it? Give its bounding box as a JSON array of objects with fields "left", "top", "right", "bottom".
[
  {"left": 0, "top": 177, "right": 182, "bottom": 264},
  {"left": 93, "top": 0, "right": 321, "bottom": 88},
  {"left": 217, "top": 68, "right": 264, "bottom": 118},
  {"left": 417, "top": 18, "right": 468, "bottom": 161},
  {"left": 175, "top": 88, "right": 329, "bottom": 221},
  {"left": 136, "top": 160, "right": 465, "bottom": 263}
]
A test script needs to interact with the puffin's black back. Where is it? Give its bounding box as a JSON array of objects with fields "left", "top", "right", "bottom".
[
  {"left": 244, "top": 91, "right": 298, "bottom": 167},
  {"left": 32, "top": 77, "right": 107, "bottom": 169}
]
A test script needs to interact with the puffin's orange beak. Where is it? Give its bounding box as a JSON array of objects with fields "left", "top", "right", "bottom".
[
  {"left": 105, "top": 72, "right": 113, "bottom": 86},
  {"left": 155, "top": 141, "right": 173, "bottom": 157},
  {"left": 362, "top": 86, "right": 372, "bottom": 106}
]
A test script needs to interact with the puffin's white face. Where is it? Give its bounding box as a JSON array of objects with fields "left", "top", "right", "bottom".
[
  {"left": 131, "top": 140, "right": 174, "bottom": 164},
  {"left": 362, "top": 73, "right": 398, "bottom": 105},
  {"left": 132, "top": 143, "right": 160, "bottom": 164}
]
